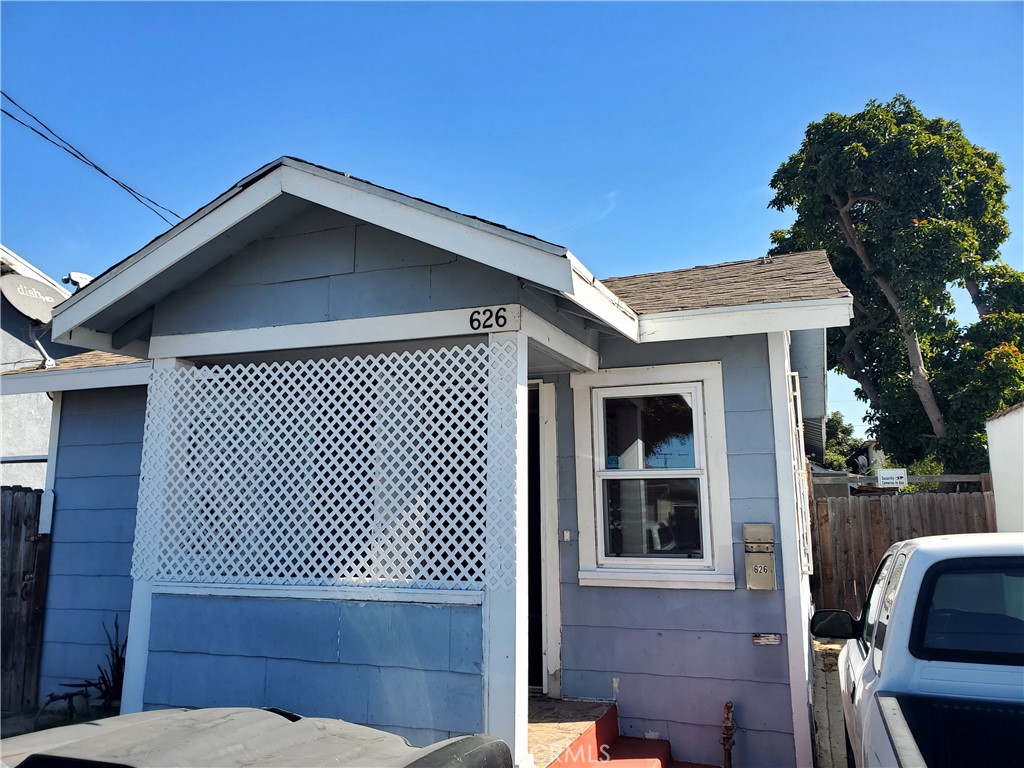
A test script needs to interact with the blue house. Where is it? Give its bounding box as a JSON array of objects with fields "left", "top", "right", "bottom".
[{"left": 1, "top": 158, "right": 852, "bottom": 766}]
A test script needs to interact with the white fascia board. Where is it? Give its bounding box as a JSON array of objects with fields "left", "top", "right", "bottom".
[
  {"left": 280, "top": 165, "right": 576, "bottom": 294},
  {"left": 51, "top": 169, "right": 286, "bottom": 340},
  {"left": 767, "top": 331, "right": 815, "bottom": 768},
  {"left": 148, "top": 305, "right": 524, "bottom": 359},
  {"left": 638, "top": 298, "right": 853, "bottom": 343},
  {"left": 564, "top": 252, "right": 639, "bottom": 341},
  {"left": 54, "top": 326, "right": 150, "bottom": 359},
  {"left": 520, "top": 307, "right": 599, "bottom": 371},
  {"left": 0, "top": 362, "right": 153, "bottom": 395}
]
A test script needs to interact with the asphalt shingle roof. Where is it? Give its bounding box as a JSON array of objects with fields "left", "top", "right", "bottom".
[
  {"left": 601, "top": 249, "right": 850, "bottom": 315},
  {"left": 1, "top": 350, "right": 146, "bottom": 376}
]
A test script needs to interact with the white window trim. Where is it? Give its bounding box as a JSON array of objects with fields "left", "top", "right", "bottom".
[{"left": 571, "top": 362, "right": 735, "bottom": 590}]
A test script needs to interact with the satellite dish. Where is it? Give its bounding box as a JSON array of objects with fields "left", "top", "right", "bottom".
[{"left": 0, "top": 274, "right": 64, "bottom": 323}]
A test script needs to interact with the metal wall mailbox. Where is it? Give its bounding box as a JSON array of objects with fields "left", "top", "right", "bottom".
[{"left": 743, "top": 523, "right": 776, "bottom": 590}]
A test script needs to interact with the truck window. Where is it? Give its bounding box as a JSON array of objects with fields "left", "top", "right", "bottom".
[
  {"left": 911, "top": 557, "right": 1024, "bottom": 666},
  {"left": 861, "top": 554, "right": 894, "bottom": 650},
  {"left": 872, "top": 553, "right": 907, "bottom": 671}
]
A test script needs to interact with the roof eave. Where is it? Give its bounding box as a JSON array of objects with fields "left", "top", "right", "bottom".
[
  {"left": 568, "top": 253, "right": 639, "bottom": 340},
  {"left": 0, "top": 361, "right": 153, "bottom": 395},
  {"left": 52, "top": 159, "right": 580, "bottom": 347},
  {"left": 637, "top": 296, "right": 853, "bottom": 343}
]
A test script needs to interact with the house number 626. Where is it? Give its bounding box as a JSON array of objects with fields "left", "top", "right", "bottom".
[{"left": 469, "top": 307, "right": 508, "bottom": 331}]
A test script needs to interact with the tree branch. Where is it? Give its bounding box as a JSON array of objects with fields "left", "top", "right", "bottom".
[{"left": 963, "top": 275, "right": 990, "bottom": 317}]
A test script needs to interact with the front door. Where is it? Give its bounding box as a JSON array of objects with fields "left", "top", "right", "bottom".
[{"left": 527, "top": 387, "right": 543, "bottom": 688}]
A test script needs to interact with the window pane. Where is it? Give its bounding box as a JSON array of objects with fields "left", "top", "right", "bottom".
[
  {"left": 604, "top": 394, "right": 695, "bottom": 470},
  {"left": 604, "top": 478, "right": 702, "bottom": 557},
  {"left": 922, "top": 566, "right": 1024, "bottom": 661}
]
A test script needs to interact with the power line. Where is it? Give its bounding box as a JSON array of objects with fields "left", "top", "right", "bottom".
[{"left": 1, "top": 91, "right": 183, "bottom": 226}]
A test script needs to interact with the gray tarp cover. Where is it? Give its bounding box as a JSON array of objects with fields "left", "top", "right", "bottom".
[{"left": 0, "top": 708, "right": 482, "bottom": 767}]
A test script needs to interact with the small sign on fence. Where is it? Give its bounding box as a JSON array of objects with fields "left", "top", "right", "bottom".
[{"left": 875, "top": 468, "right": 908, "bottom": 488}]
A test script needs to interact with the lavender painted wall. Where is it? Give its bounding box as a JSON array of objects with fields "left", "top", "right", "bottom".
[
  {"left": 38, "top": 386, "right": 145, "bottom": 702},
  {"left": 555, "top": 334, "right": 797, "bottom": 767},
  {"left": 151, "top": 201, "right": 597, "bottom": 353}
]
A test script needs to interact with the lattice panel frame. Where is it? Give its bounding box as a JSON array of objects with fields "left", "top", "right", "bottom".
[{"left": 133, "top": 342, "right": 516, "bottom": 589}]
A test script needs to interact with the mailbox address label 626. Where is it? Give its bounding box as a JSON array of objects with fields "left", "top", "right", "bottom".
[{"left": 468, "top": 305, "right": 520, "bottom": 332}]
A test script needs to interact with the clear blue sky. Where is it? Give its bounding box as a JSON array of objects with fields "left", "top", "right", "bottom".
[{"left": 3, "top": 2, "right": 1022, "bottom": 436}]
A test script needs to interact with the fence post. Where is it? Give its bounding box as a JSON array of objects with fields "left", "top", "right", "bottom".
[{"left": 1, "top": 487, "right": 47, "bottom": 714}]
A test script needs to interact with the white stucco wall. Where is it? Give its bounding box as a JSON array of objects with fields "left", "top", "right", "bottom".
[{"left": 986, "top": 403, "right": 1024, "bottom": 532}]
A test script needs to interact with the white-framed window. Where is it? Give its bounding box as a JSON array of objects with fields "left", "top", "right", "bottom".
[{"left": 571, "top": 362, "right": 735, "bottom": 590}]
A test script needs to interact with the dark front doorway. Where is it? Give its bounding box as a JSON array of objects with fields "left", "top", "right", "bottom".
[{"left": 527, "top": 387, "right": 543, "bottom": 689}]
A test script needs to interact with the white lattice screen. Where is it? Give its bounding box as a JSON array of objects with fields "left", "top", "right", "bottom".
[{"left": 133, "top": 341, "right": 519, "bottom": 590}]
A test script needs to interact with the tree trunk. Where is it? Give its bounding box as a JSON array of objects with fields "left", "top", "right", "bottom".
[
  {"left": 963, "top": 276, "right": 990, "bottom": 317},
  {"left": 833, "top": 196, "right": 948, "bottom": 439}
]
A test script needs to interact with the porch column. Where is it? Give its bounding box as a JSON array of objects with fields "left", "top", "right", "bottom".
[
  {"left": 484, "top": 331, "right": 530, "bottom": 766},
  {"left": 121, "top": 357, "right": 191, "bottom": 714}
]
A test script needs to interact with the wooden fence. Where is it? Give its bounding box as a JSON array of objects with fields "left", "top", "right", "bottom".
[
  {"left": 810, "top": 492, "right": 996, "bottom": 615},
  {"left": 1, "top": 487, "right": 50, "bottom": 714}
]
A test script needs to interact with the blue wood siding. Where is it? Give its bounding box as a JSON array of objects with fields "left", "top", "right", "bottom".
[
  {"left": 38, "top": 387, "right": 146, "bottom": 701},
  {"left": 557, "top": 335, "right": 797, "bottom": 766},
  {"left": 149, "top": 202, "right": 597, "bottom": 353},
  {"left": 143, "top": 594, "right": 483, "bottom": 746}
]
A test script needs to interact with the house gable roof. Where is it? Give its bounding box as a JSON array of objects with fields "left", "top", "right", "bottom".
[
  {"left": 602, "top": 250, "right": 850, "bottom": 314},
  {"left": 51, "top": 157, "right": 638, "bottom": 350},
  {"left": 602, "top": 250, "right": 853, "bottom": 343}
]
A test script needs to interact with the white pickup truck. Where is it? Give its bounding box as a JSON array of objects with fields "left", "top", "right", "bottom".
[{"left": 810, "top": 532, "right": 1024, "bottom": 768}]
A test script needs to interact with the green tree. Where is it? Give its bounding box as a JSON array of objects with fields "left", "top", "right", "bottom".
[
  {"left": 823, "top": 411, "right": 862, "bottom": 471},
  {"left": 769, "top": 96, "right": 1024, "bottom": 471}
]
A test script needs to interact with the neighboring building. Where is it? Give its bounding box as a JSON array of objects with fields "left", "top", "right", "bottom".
[
  {"left": 986, "top": 401, "right": 1024, "bottom": 532},
  {"left": 0, "top": 245, "right": 74, "bottom": 488},
  {"left": 0, "top": 158, "right": 853, "bottom": 767}
]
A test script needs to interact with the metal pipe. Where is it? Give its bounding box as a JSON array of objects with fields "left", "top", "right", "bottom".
[{"left": 721, "top": 701, "right": 735, "bottom": 768}]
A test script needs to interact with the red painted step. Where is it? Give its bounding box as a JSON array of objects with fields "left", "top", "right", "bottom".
[
  {"left": 547, "top": 702, "right": 719, "bottom": 768},
  {"left": 548, "top": 704, "right": 619, "bottom": 766},
  {"left": 604, "top": 736, "right": 672, "bottom": 767}
]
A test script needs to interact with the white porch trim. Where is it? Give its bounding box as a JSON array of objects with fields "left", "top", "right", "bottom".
[
  {"left": 483, "top": 331, "right": 530, "bottom": 767},
  {"left": 150, "top": 583, "right": 483, "bottom": 604},
  {"left": 148, "top": 305, "right": 520, "bottom": 359},
  {"left": 521, "top": 308, "right": 598, "bottom": 372},
  {"left": 37, "top": 392, "right": 62, "bottom": 535},
  {"left": 146, "top": 303, "right": 599, "bottom": 374},
  {"left": 767, "top": 331, "right": 815, "bottom": 768},
  {"left": 637, "top": 297, "right": 853, "bottom": 343},
  {"left": 536, "top": 381, "right": 562, "bottom": 697},
  {"left": 0, "top": 362, "right": 153, "bottom": 395},
  {"left": 121, "top": 580, "right": 153, "bottom": 714}
]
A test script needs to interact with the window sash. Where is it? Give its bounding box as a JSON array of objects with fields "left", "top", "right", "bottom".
[{"left": 592, "top": 382, "right": 714, "bottom": 570}]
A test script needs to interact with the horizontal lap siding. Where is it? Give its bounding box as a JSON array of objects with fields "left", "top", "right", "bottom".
[
  {"left": 558, "top": 335, "right": 797, "bottom": 767},
  {"left": 152, "top": 206, "right": 521, "bottom": 336},
  {"left": 143, "top": 594, "right": 483, "bottom": 746},
  {"left": 38, "top": 387, "right": 146, "bottom": 701}
]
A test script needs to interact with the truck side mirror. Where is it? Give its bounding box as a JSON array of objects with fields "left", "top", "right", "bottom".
[{"left": 810, "top": 609, "right": 859, "bottom": 639}]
